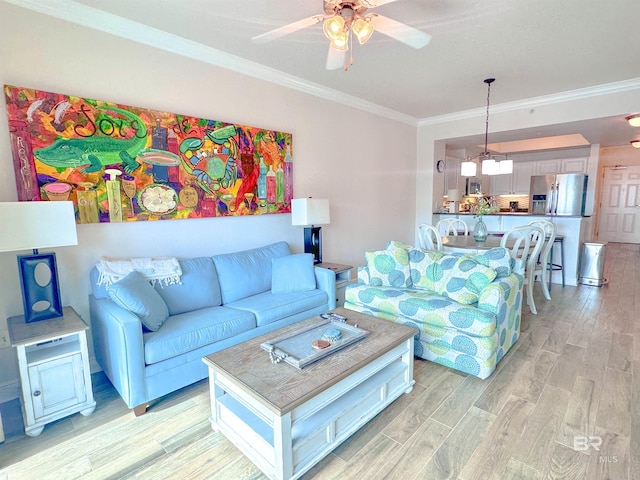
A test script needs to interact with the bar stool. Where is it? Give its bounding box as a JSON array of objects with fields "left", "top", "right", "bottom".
[{"left": 548, "top": 235, "right": 565, "bottom": 288}]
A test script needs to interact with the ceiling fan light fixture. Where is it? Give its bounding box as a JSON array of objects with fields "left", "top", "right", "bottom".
[
  {"left": 631, "top": 140, "right": 640, "bottom": 148},
  {"left": 323, "top": 15, "right": 345, "bottom": 41},
  {"left": 626, "top": 114, "right": 640, "bottom": 127},
  {"left": 329, "top": 31, "right": 349, "bottom": 50},
  {"left": 352, "top": 16, "right": 374, "bottom": 44}
]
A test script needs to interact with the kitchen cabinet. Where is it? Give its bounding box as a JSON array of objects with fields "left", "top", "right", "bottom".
[
  {"left": 445, "top": 156, "right": 462, "bottom": 193},
  {"left": 489, "top": 161, "right": 535, "bottom": 195},
  {"left": 562, "top": 158, "right": 588, "bottom": 173},
  {"left": 535, "top": 158, "right": 588, "bottom": 175}
]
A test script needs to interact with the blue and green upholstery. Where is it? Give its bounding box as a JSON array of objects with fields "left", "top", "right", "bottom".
[{"left": 345, "top": 241, "right": 523, "bottom": 379}]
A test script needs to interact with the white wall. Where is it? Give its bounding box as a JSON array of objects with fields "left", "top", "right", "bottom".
[{"left": 0, "top": 4, "right": 417, "bottom": 396}]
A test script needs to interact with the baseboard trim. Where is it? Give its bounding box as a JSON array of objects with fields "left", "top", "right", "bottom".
[{"left": 0, "top": 380, "right": 21, "bottom": 404}]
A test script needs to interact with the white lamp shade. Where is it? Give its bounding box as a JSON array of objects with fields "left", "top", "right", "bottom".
[
  {"left": 460, "top": 161, "right": 477, "bottom": 177},
  {"left": 447, "top": 189, "right": 461, "bottom": 202},
  {"left": 291, "top": 198, "right": 330, "bottom": 226},
  {"left": 482, "top": 159, "right": 499, "bottom": 175},
  {"left": 0, "top": 201, "right": 78, "bottom": 253},
  {"left": 499, "top": 159, "right": 513, "bottom": 174}
]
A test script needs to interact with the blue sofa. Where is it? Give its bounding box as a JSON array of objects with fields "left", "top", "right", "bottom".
[{"left": 89, "top": 241, "right": 335, "bottom": 415}]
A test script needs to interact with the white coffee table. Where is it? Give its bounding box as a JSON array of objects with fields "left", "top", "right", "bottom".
[{"left": 202, "top": 307, "right": 416, "bottom": 480}]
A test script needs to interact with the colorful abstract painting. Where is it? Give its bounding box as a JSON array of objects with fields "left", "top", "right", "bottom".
[{"left": 4, "top": 85, "right": 293, "bottom": 223}]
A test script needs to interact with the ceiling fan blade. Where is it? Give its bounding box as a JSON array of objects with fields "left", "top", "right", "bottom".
[
  {"left": 252, "top": 15, "right": 323, "bottom": 43},
  {"left": 326, "top": 45, "right": 346, "bottom": 70},
  {"left": 361, "top": 0, "right": 400, "bottom": 7},
  {"left": 372, "top": 14, "right": 431, "bottom": 49}
]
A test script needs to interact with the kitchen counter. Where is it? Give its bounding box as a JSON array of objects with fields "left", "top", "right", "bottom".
[
  {"left": 434, "top": 212, "right": 585, "bottom": 218},
  {"left": 431, "top": 213, "right": 591, "bottom": 286}
]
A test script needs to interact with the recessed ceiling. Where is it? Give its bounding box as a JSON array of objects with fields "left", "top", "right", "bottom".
[{"left": 6, "top": 0, "right": 640, "bottom": 149}]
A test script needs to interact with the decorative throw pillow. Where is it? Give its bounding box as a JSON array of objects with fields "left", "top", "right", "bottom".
[
  {"left": 467, "top": 247, "right": 512, "bottom": 278},
  {"left": 365, "top": 247, "right": 412, "bottom": 288},
  {"left": 106, "top": 271, "right": 169, "bottom": 332},
  {"left": 271, "top": 253, "right": 316, "bottom": 293},
  {"left": 409, "top": 248, "right": 457, "bottom": 293},
  {"left": 442, "top": 257, "right": 498, "bottom": 305}
]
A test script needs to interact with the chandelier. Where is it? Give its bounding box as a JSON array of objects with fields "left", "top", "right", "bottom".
[{"left": 461, "top": 78, "right": 513, "bottom": 177}]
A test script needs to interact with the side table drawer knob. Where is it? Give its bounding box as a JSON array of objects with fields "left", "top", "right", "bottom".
[{"left": 33, "top": 390, "right": 41, "bottom": 397}]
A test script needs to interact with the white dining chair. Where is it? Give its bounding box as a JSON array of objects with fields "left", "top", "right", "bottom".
[
  {"left": 501, "top": 225, "right": 544, "bottom": 314},
  {"left": 417, "top": 224, "right": 443, "bottom": 250},
  {"left": 436, "top": 218, "right": 469, "bottom": 236},
  {"left": 528, "top": 220, "right": 556, "bottom": 301}
]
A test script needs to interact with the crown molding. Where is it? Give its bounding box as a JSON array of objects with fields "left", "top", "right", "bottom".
[
  {"left": 1, "top": 0, "right": 418, "bottom": 126},
  {"left": 4, "top": 0, "right": 638, "bottom": 129},
  {"left": 417, "top": 77, "right": 640, "bottom": 127}
]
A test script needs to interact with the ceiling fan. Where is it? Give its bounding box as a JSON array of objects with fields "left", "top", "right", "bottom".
[{"left": 252, "top": 0, "right": 432, "bottom": 70}]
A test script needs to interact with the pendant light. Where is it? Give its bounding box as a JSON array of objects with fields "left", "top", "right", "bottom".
[{"left": 463, "top": 78, "right": 512, "bottom": 176}]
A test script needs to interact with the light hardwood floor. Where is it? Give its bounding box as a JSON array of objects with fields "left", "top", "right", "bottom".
[{"left": 1, "top": 242, "right": 638, "bottom": 479}]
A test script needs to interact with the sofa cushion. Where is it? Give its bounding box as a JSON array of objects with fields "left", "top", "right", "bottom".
[
  {"left": 409, "top": 249, "right": 497, "bottom": 304},
  {"left": 365, "top": 248, "right": 412, "bottom": 288},
  {"left": 154, "top": 257, "right": 222, "bottom": 315},
  {"left": 466, "top": 247, "right": 512, "bottom": 278},
  {"left": 345, "top": 283, "right": 497, "bottom": 337},
  {"left": 227, "top": 289, "right": 328, "bottom": 327},
  {"left": 106, "top": 271, "right": 169, "bottom": 332},
  {"left": 213, "top": 241, "right": 291, "bottom": 304},
  {"left": 271, "top": 253, "right": 316, "bottom": 293},
  {"left": 142, "top": 306, "right": 256, "bottom": 364}
]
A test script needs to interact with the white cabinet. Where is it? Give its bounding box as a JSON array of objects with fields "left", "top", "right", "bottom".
[
  {"left": 489, "top": 161, "right": 535, "bottom": 195},
  {"left": 562, "top": 158, "right": 588, "bottom": 173},
  {"left": 535, "top": 158, "right": 588, "bottom": 175},
  {"left": 8, "top": 307, "right": 96, "bottom": 436},
  {"left": 445, "top": 156, "right": 462, "bottom": 193},
  {"left": 535, "top": 160, "right": 561, "bottom": 175}
]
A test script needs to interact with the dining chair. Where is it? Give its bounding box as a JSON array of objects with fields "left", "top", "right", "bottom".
[
  {"left": 500, "top": 225, "right": 544, "bottom": 314},
  {"left": 417, "top": 224, "right": 443, "bottom": 250},
  {"left": 436, "top": 218, "right": 469, "bottom": 236},
  {"left": 528, "top": 220, "right": 556, "bottom": 301}
]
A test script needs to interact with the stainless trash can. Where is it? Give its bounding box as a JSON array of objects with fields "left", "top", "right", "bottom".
[{"left": 578, "top": 242, "right": 608, "bottom": 286}]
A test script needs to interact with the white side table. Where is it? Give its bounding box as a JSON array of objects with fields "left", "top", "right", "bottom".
[
  {"left": 8, "top": 306, "right": 96, "bottom": 437},
  {"left": 316, "top": 262, "right": 353, "bottom": 307}
]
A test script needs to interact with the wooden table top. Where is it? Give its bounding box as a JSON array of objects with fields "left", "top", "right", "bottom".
[
  {"left": 442, "top": 234, "right": 537, "bottom": 251},
  {"left": 203, "top": 307, "right": 416, "bottom": 415},
  {"left": 442, "top": 235, "right": 505, "bottom": 250}
]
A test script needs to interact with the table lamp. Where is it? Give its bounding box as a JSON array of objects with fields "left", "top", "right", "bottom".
[
  {"left": 0, "top": 201, "right": 78, "bottom": 323},
  {"left": 291, "top": 198, "right": 330, "bottom": 264}
]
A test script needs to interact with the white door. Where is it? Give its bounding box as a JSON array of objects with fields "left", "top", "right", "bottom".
[{"left": 598, "top": 165, "right": 640, "bottom": 243}]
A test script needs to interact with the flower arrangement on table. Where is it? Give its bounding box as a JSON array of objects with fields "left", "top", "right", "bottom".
[
  {"left": 473, "top": 198, "right": 499, "bottom": 218},
  {"left": 472, "top": 199, "right": 499, "bottom": 241}
]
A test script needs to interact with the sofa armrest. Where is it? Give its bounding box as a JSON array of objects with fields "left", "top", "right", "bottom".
[
  {"left": 477, "top": 273, "right": 523, "bottom": 324},
  {"left": 356, "top": 265, "right": 370, "bottom": 284},
  {"left": 89, "top": 294, "right": 147, "bottom": 409},
  {"left": 314, "top": 266, "right": 337, "bottom": 310}
]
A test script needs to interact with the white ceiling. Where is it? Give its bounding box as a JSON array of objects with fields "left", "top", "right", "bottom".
[{"left": 7, "top": 0, "right": 640, "bottom": 150}]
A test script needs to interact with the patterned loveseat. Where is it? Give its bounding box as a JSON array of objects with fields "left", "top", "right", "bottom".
[{"left": 344, "top": 241, "right": 523, "bottom": 379}]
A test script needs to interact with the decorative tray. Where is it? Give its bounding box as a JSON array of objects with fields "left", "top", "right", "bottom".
[{"left": 260, "top": 318, "right": 369, "bottom": 369}]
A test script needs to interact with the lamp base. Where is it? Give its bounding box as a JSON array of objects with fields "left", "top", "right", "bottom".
[
  {"left": 17, "top": 252, "right": 63, "bottom": 323},
  {"left": 303, "top": 226, "right": 322, "bottom": 264}
]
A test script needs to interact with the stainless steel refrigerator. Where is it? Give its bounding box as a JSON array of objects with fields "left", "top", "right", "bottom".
[{"left": 529, "top": 173, "right": 588, "bottom": 215}]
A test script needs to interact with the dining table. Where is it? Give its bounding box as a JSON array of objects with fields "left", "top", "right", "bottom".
[{"left": 441, "top": 234, "right": 506, "bottom": 253}]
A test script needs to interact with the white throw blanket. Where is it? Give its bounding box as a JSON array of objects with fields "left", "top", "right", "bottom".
[{"left": 97, "top": 256, "right": 182, "bottom": 287}]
